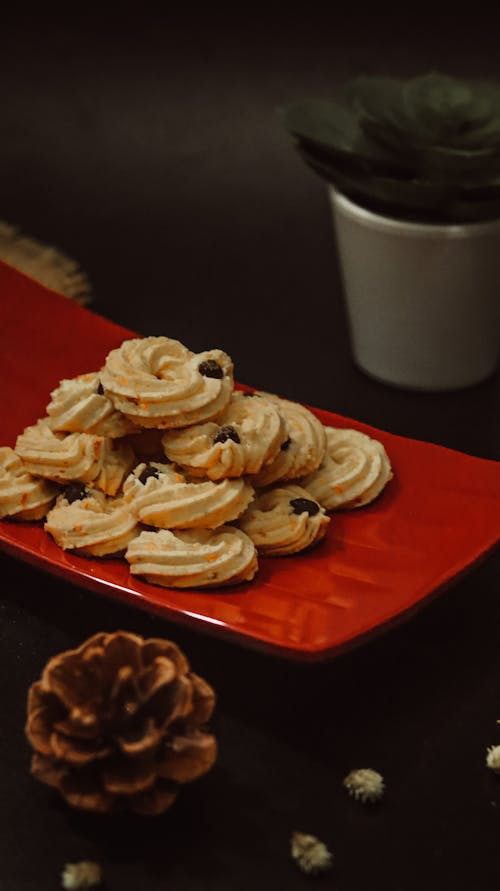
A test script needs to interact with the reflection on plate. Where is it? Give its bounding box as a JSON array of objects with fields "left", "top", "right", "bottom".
[{"left": 1, "top": 260, "right": 500, "bottom": 660}]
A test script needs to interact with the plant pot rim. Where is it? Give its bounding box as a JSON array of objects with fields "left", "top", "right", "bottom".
[{"left": 330, "top": 187, "right": 500, "bottom": 238}]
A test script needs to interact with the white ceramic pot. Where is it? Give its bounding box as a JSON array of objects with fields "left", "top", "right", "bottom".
[{"left": 329, "top": 188, "right": 500, "bottom": 391}]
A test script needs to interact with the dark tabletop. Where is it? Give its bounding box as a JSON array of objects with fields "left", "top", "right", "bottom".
[{"left": 2, "top": 10, "right": 500, "bottom": 891}]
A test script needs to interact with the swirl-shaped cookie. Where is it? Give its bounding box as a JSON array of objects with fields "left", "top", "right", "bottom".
[
  {"left": 47, "top": 372, "right": 137, "bottom": 438},
  {"left": 123, "top": 462, "right": 254, "bottom": 530},
  {"left": 301, "top": 427, "right": 392, "bottom": 510},
  {"left": 238, "top": 484, "right": 330, "bottom": 556},
  {"left": 126, "top": 526, "right": 258, "bottom": 588},
  {"left": 161, "top": 392, "right": 287, "bottom": 480},
  {"left": 0, "top": 447, "right": 59, "bottom": 520},
  {"left": 100, "top": 337, "right": 233, "bottom": 429},
  {"left": 44, "top": 484, "right": 139, "bottom": 556},
  {"left": 16, "top": 419, "right": 109, "bottom": 484},
  {"left": 250, "top": 393, "right": 326, "bottom": 487}
]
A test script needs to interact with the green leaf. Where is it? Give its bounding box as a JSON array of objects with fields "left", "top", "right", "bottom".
[
  {"left": 352, "top": 73, "right": 500, "bottom": 152},
  {"left": 280, "top": 99, "right": 403, "bottom": 169},
  {"left": 298, "top": 144, "right": 500, "bottom": 222},
  {"left": 281, "top": 72, "right": 500, "bottom": 221},
  {"left": 298, "top": 144, "right": 456, "bottom": 207},
  {"left": 416, "top": 143, "right": 500, "bottom": 180}
]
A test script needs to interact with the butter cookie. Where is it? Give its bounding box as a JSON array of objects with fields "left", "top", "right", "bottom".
[
  {"left": 123, "top": 462, "right": 254, "bottom": 529},
  {"left": 45, "top": 485, "right": 139, "bottom": 556},
  {"left": 161, "top": 391, "right": 287, "bottom": 480},
  {"left": 0, "top": 446, "right": 58, "bottom": 520},
  {"left": 16, "top": 419, "right": 109, "bottom": 484},
  {"left": 238, "top": 484, "right": 329, "bottom": 556},
  {"left": 301, "top": 427, "right": 392, "bottom": 509},
  {"left": 100, "top": 337, "right": 233, "bottom": 429},
  {"left": 250, "top": 393, "right": 326, "bottom": 487},
  {"left": 126, "top": 526, "right": 258, "bottom": 588},
  {"left": 47, "top": 372, "right": 137, "bottom": 438}
]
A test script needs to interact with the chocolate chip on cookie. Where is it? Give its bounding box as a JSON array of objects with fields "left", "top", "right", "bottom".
[
  {"left": 289, "top": 497, "right": 320, "bottom": 516},
  {"left": 281, "top": 437, "right": 291, "bottom": 451},
  {"left": 213, "top": 425, "right": 241, "bottom": 445},
  {"left": 138, "top": 465, "right": 161, "bottom": 485},
  {"left": 64, "top": 482, "right": 89, "bottom": 504},
  {"left": 198, "top": 359, "right": 223, "bottom": 379}
]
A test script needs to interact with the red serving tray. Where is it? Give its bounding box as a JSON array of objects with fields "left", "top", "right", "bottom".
[{"left": 1, "top": 260, "right": 500, "bottom": 660}]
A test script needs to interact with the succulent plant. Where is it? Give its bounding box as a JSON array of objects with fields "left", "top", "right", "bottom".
[{"left": 281, "top": 73, "right": 500, "bottom": 222}]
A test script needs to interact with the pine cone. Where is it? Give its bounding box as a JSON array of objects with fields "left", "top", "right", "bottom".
[{"left": 25, "top": 631, "right": 217, "bottom": 815}]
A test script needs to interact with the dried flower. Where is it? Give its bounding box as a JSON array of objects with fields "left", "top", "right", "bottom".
[
  {"left": 290, "top": 831, "right": 333, "bottom": 875},
  {"left": 343, "top": 767, "right": 385, "bottom": 803},
  {"left": 486, "top": 745, "right": 500, "bottom": 773},
  {"left": 61, "top": 861, "right": 102, "bottom": 889}
]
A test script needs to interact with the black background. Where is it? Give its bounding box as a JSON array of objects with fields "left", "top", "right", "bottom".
[{"left": 2, "top": 9, "right": 500, "bottom": 890}]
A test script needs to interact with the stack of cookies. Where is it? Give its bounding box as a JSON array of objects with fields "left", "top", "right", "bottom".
[{"left": 0, "top": 335, "right": 393, "bottom": 589}]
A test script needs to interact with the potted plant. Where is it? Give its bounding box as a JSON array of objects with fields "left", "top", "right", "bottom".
[{"left": 281, "top": 73, "right": 500, "bottom": 390}]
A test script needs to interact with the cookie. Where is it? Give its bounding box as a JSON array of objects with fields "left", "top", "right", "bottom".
[
  {"left": 47, "top": 372, "right": 137, "bottom": 438},
  {"left": 15, "top": 419, "right": 109, "bottom": 484},
  {"left": 161, "top": 391, "right": 287, "bottom": 480},
  {"left": 44, "top": 485, "right": 139, "bottom": 556},
  {"left": 238, "top": 484, "right": 329, "bottom": 556},
  {"left": 100, "top": 337, "right": 233, "bottom": 429},
  {"left": 249, "top": 393, "right": 326, "bottom": 487},
  {"left": 0, "top": 446, "right": 59, "bottom": 520},
  {"left": 301, "top": 427, "right": 392, "bottom": 509},
  {"left": 123, "top": 462, "right": 254, "bottom": 529},
  {"left": 126, "top": 526, "right": 258, "bottom": 588}
]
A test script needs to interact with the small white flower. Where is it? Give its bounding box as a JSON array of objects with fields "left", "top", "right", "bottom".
[
  {"left": 61, "top": 861, "right": 102, "bottom": 890},
  {"left": 343, "top": 767, "right": 385, "bottom": 803},
  {"left": 290, "top": 831, "right": 333, "bottom": 875},
  {"left": 486, "top": 745, "right": 500, "bottom": 773}
]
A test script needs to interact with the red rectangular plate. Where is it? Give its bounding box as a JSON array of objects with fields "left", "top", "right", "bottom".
[{"left": 1, "top": 260, "right": 500, "bottom": 660}]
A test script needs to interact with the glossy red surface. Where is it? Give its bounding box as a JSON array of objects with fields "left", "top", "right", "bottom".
[{"left": 1, "top": 259, "right": 500, "bottom": 660}]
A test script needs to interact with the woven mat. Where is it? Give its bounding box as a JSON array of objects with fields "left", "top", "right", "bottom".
[{"left": 0, "top": 221, "right": 92, "bottom": 304}]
